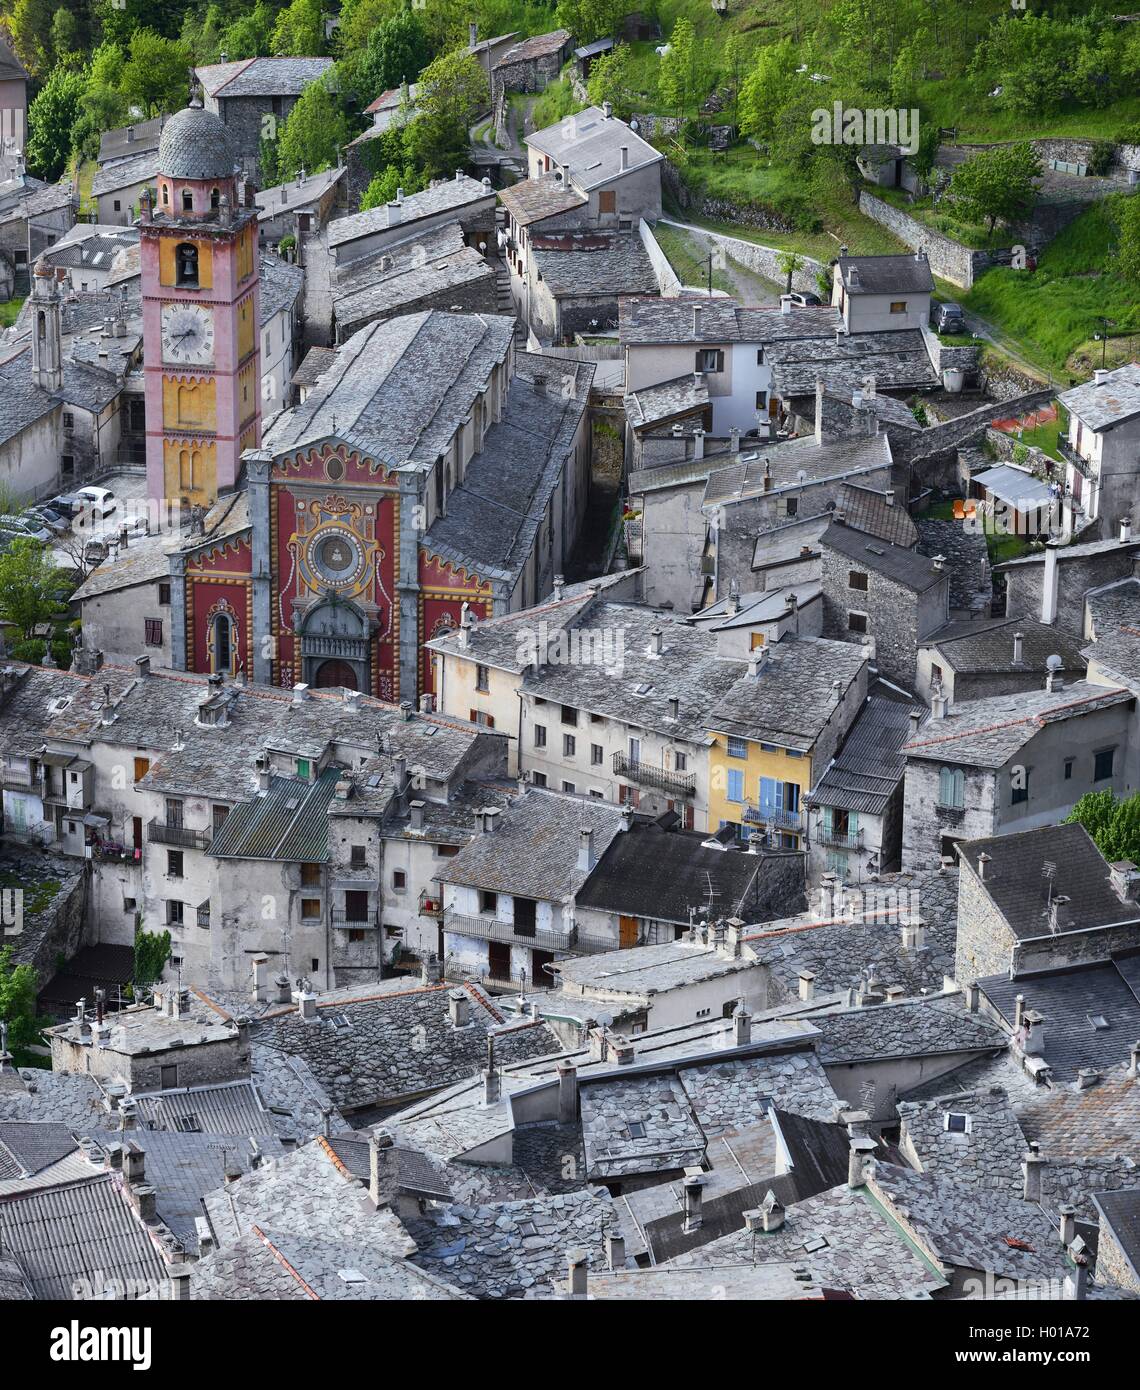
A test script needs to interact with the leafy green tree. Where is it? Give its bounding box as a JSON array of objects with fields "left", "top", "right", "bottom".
[
  {"left": 121, "top": 29, "right": 191, "bottom": 116},
  {"left": 134, "top": 926, "right": 171, "bottom": 988},
  {"left": 271, "top": 0, "right": 325, "bottom": 57},
  {"left": 404, "top": 48, "right": 488, "bottom": 179},
  {"left": 1066, "top": 789, "right": 1140, "bottom": 863},
  {"left": 586, "top": 43, "right": 636, "bottom": 122},
  {"left": 1118, "top": 191, "right": 1140, "bottom": 287},
  {"left": 180, "top": 3, "right": 226, "bottom": 65},
  {"left": 0, "top": 538, "right": 73, "bottom": 640},
  {"left": 49, "top": 5, "right": 81, "bottom": 63},
  {"left": 10, "top": 0, "right": 57, "bottom": 74},
  {"left": 776, "top": 249, "right": 803, "bottom": 294},
  {"left": 361, "top": 161, "right": 426, "bottom": 209},
  {"left": 74, "top": 41, "right": 129, "bottom": 158},
  {"left": 360, "top": 6, "right": 432, "bottom": 98},
  {"left": 738, "top": 38, "right": 799, "bottom": 142},
  {"left": 337, "top": 0, "right": 402, "bottom": 57},
  {"left": 0, "top": 946, "right": 41, "bottom": 1060},
  {"left": 218, "top": 0, "right": 276, "bottom": 60},
  {"left": 658, "top": 17, "right": 699, "bottom": 116},
  {"left": 910, "top": 119, "right": 940, "bottom": 185},
  {"left": 26, "top": 66, "right": 85, "bottom": 180},
  {"left": 275, "top": 75, "right": 349, "bottom": 177},
  {"left": 949, "top": 141, "right": 1042, "bottom": 233},
  {"left": 554, "top": 0, "right": 625, "bottom": 46}
]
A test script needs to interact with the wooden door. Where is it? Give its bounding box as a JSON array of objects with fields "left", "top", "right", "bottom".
[{"left": 619, "top": 915, "right": 639, "bottom": 948}]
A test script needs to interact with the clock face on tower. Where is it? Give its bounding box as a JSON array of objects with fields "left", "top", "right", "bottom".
[{"left": 161, "top": 302, "right": 216, "bottom": 366}]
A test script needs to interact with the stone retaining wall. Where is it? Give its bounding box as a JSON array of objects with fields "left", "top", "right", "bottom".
[
  {"left": 656, "top": 217, "right": 824, "bottom": 295},
  {"left": 858, "top": 192, "right": 994, "bottom": 288}
]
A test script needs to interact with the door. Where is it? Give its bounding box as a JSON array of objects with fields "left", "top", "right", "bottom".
[
  {"left": 530, "top": 949, "right": 554, "bottom": 987},
  {"left": 132, "top": 817, "right": 142, "bottom": 852},
  {"left": 314, "top": 659, "right": 358, "bottom": 690},
  {"left": 488, "top": 940, "right": 511, "bottom": 982},
  {"left": 619, "top": 915, "right": 639, "bottom": 948},
  {"left": 9, "top": 797, "right": 26, "bottom": 833}
]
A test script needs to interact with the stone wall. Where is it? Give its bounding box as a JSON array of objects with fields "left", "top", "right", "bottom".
[
  {"left": 858, "top": 192, "right": 991, "bottom": 288},
  {"left": 639, "top": 217, "right": 682, "bottom": 296},
  {"left": 953, "top": 857, "right": 1014, "bottom": 982},
  {"left": 820, "top": 541, "right": 925, "bottom": 688},
  {"left": 8, "top": 855, "right": 88, "bottom": 982},
  {"left": 903, "top": 761, "right": 997, "bottom": 872},
  {"left": 1014, "top": 919, "right": 1140, "bottom": 976},
  {"left": 1092, "top": 1208, "right": 1140, "bottom": 1288},
  {"left": 900, "top": 387, "right": 1055, "bottom": 466},
  {"left": 1004, "top": 547, "right": 1139, "bottom": 633},
  {"left": 657, "top": 217, "right": 824, "bottom": 294}
]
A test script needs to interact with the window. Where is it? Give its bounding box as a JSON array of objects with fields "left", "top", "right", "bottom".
[
  {"left": 175, "top": 242, "right": 199, "bottom": 286},
  {"left": 160, "top": 1064, "right": 178, "bottom": 1089},
  {"left": 890, "top": 301, "right": 907, "bottom": 314},
  {"left": 629, "top": 736, "right": 641, "bottom": 763},
  {"left": 533, "top": 724, "right": 547, "bottom": 749},
  {"left": 62, "top": 411, "right": 74, "bottom": 432},
  {"left": 675, "top": 752, "right": 687, "bottom": 772},
  {"left": 134, "top": 757, "right": 150, "bottom": 782},
  {"left": 756, "top": 390, "right": 768, "bottom": 412},
  {"left": 167, "top": 900, "right": 184, "bottom": 926},
  {"left": 61, "top": 455, "right": 74, "bottom": 476},
  {"left": 944, "top": 1112, "right": 972, "bottom": 1133},
  {"left": 1095, "top": 748, "right": 1115, "bottom": 782},
  {"left": 1011, "top": 769, "right": 1030, "bottom": 805},
  {"left": 726, "top": 736, "right": 748, "bottom": 759},
  {"left": 350, "top": 844, "right": 366, "bottom": 868},
  {"left": 598, "top": 190, "right": 616, "bottom": 213},
  {"left": 344, "top": 891, "right": 369, "bottom": 922},
  {"left": 144, "top": 618, "right": 162, "bottom": 647},
  {"left": 931, "top": 663, "right": 943, "bottom": 685},
  {"left": 301, "top": 898, "right": 321, "bottom": 919},
  {"left": 392, "top": 870, "right": 406, "bottom": 890},
  {"left": 475, "top": 664, "right": 489, "bottom": 692},
  {"left": 470, "top": 710, "right": 495, "bottom": 728},
  {"left": 211, "top": 614, "right": 233, "bottom": 674},
  {"left": 296, "top": 758, "right": 310, "bottom": 778},
  {"left": 158, "top": 582, "right": 171, "bottom": 606},
  {"left": 561, "top": 705, "right": 577, "bottom": 726},
  {"left": 166, "top": 798, "right": 184, "bottom": 828},
  {"left": 563, "top": 734, "right": 576, "bottom": 758},
  {"left": 591, "top": 743, "right": 603, "bottom": 766},
  {"left": 756, "top": 348, "right": 765, "bottom": 365},
  {"left": 479, "top": 889, "right": 498, "bottom": 914},
  {"left": 531, "top": 771, "right": 547, "bottom": 786},
  {"left": 848, "top": 612, "right": 868, "bottom": 634},
  {"left": 436, "top": 844, "right": 458, "bottom": 858},
  {"left": 938, "top": 767, "right": 965, "bottom": 809},
  {"left": 848, "top": 570, "right": 868, "bottom": 591},
  {"left": 348, "top": 929, "right": 366, "bottom": 943},
  {"left": 167, "top": 850, "right": 183, "bottom": 878},
  {"left": 726, "top": 768, "right": 744, "bottom": 803},
  {"left": 696, "top": 348, "right": 724, "bottom": 373},
  {"left": 590, "top": 789, "right": 603, "bottom": 799},
  {"left": 210, "top": 187, "right": 220, "bottom": 209},
  {"left": 213, "top": 804, "right": 230, "bottom": 833},
  {"left": 113, "top": 200, "right": 121, "bottom": 213},
  {"left": 1064, "top": 758, "right": 1074, "bottom": 781},
  {"left": 182, "top": 189, "right": 194, "bottom": 211},
  {"left": 123, "top": 897, "right": 137, "bottom": 912},
  {"left": 785, "top": 496, "right": 798, "bottom": 517},
  {"left": 562, "top": 780, "right": 576, "bottom": 794}
]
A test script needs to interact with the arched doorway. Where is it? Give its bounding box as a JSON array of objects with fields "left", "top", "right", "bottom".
[{"left": 313, "top": 659, "right": 358, "bottom": 690}]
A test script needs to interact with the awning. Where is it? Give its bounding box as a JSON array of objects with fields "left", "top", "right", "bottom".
[
  {"left": 41, "top": 751, "right": 77, "bottom": 768},
  {"left": 971, "top": 465, "right": 1054, "bottom": 509}
]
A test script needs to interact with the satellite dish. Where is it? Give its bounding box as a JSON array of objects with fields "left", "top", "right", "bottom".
[
  {"left": 595, "top": 1010, "right": 613, "bottom": 1028},
  {"left": 630, "top": 118, "right": 640, "bottom": 132},
  {"left": 1046, "top": 654, "right": 1062, "bottom": 671}
]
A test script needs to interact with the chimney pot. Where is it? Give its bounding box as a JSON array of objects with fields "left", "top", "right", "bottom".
[
  {"left": 798, "top": 970, "right": 816, "bottom": 1002},
  {"left": 448, "top": 988, "right": 470, "bottom": 1028},
  {"left": 567, "top": 1249, "right": 588, "bottom": 1297},
  {"left": 682, "top": 1173, "right": 706, "bottom": 1232},
  {"left": 557, "top": 1059, "right": 578, "bottom": 1122},
  {"left": 605, "top": 1232, "right": 625, "bottom": 1270}
]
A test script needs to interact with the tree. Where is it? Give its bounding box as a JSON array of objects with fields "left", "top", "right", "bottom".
[
  {"left": 949, "top": 142, "right": 1042, "bottom": 233},
  {"left": 49, "top": 5, "right": 81, "bottom": 64},
  {"left": 10, "top": 0, "right": 56, "bottom": 74},
  {"left": 776, "top": 249, "right": 803, "bottom": 294},
  {"left": 26, "top": 66, "right": 85, "bottom": 181},
  {"left": 274, "top": 76, "right": 350, "bottom": 177},
  {"left": 0, "top": 946, "right": 41, "bottom": 1060},
  {"left": 1118, "top": 192, "right": 1140, "bottom": 287},
  {"left": 180, "top": 3, "right": 226, "bottom": 65},
  {"left": 404, "top": 48, "right": 488, "bottom": 179},
  {"left": 554, "top": 0, "right": 625, "bottom": 47},
  {"left": 361, "top": 161, "right": 425, "bottom": 209},
  {"left": 738, "top": 38, "right": 800, "bottom": 142},
  {"left": 586, "top": 43, "right": 636, "bottom": 122},
  {"left": 1066, "top": 789, "right": 1140, "bottom": 863},
  {"left": 134, "top": 926, "right": 171, "bottom": 989},
  {"left": 360, "top": 7, "right": 432, "bottom": 99},
  {"left": 271, "top": 0, "right": 325, "bottom": 57},
  {"left": 218, "top": 0, "right": 276, "bottom": 60},
  {"left": 0, "top": 538, "right": 73, "bottom": 641},
  {"left": 120, "top": 29, "right": 191, "bottom": 116},
  {"left": 658, "top": 17, "right": 698, "bottom": 116}
]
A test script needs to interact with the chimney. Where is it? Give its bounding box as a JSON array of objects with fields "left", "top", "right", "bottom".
[
  {"left": 849, "top": 267, "right": 860, "bottom": 289},
  {"left": 729, "top": 426, "right": 740, "bottom": 453},
  {"left": 578, "top": 827, "right": 596, "bottom": 873},
  {"left": 682, "top": 1172, "right": 706, "bottom": 1232},
  {"left": 748, "top": 648, "right": 765, "bottom": 678},
  {"left": 448, "top": 989, "right": 470, "bottom": 1028},
  {"left": 251, "top": 953, "right": 270, "bottom": 1003},
  {"left": 126, "top": 125, "right": 134, "bottom": 144},
  {"left": 976, "top": 851, "right": 990, "bottom": 882},
  {"left": 964, "top": 980, "right": 979, "bottom": 1012},
  {"left": 692, "top": 428, "right": 705, "bottom": 460},
  {"left": 1122, "top": 516, "right": 1133, "bottom": 543},
  {"left": 1012, "top": 631, "right": 1024, "bottom": 665},
  {"left": 567, "top": 1250, "right": 588, "bottom": 1298},
  {"left": 1076, "top": 1066, "right": 1100, "bottom": 1091},
  {"left": 1129, "top": 1039, "right": 1140, "bottom": 1078},
  {"left": 605, "top": 1232, "right": 625, "bottom": 1271},
  {"left": 557, "top": 1059, "right": 578, "bottom": 1122},
  {"left": 299, "top": 991, "right": 317, "bottom": 1022},
  {"left": 1041, "top": 543, "right": 1060, "bottom": 624},
  {"left": 908, "top": 709, "right": 921, "bottom": 739},
  {"left": 930, "top": 687, "right": 947, "bottom": 720},
  {"left": 1022, "top": 1142, "right": 1046, "bottom": 1203},
  {"left": 602, "top": 100, "right": 613, "bottom": 119},
  {"left": 1064, "top": 1257, "right": 1089, "bottom": 1302},
  {"left": 1094, "top": 368, "right": 1111, "bottom": 385},
  {"left": 732, "top": 1000, "right": 752, "bottom": 1046},
  {"left": 848, "top": 1137, "right": 876, "bottom": 1188},
  {"left": 292, "top": 682, "right": 309, "bottom": 704},
  {"left": 469, "top": 20, "right": 478, "bottom": 46},
  {"left": 1023, "top": 1009, "right": 1046, "bottom": 1057},
  {"left": 780, "top": 294, "right": 793, "bottom": 316},
  {"left": 369, "top": 1131, "right": 397, "bottom": 1207},
  {"left": 649, "top": 626, "right": 663, "bottom": 655},
  {"left": 387, "top": 200, "right": 402, "bottom": 227},
  {"left": 1045, "top": 660, "right": 1063, "bottom": 693},
  {"left": 123, "top": 1142, "right": 145, "bottom": 1186},
  {"left": 420, "top": 953, "right": 442, "bottom": 985},
  {"left": 759, "top": 1190, "right": 785, "bottom": 1232},
  {"left": 133, "top": 1186, "right": 157, "bottom": 1223},
  {"left": 798, "top": 970, "right": 816, "bottom": 1002},
  {"left": 1059, "top": 1204, "right": 1078, "bottom": 1249},
  {"left": 481, "top": 807, "right": 501, "bottom": 834},
  {"left": 483, "top": 1065, "right": 500, "bottom": 1105},
  {"left": 619, "top": 145, "right": 628, "bottom": 171},
  {"left": 900, "top": 917, "right": 926, "bottom": 951},
  {"left": 409, "top": 800, "right": 425, "bottom": 831}
]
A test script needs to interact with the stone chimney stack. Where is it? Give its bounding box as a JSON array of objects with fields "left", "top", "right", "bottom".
[
  {"left": 1022, "top": 1141, "right": 1047, "bottom": 1203},
  {"left": 682, "top": 1172, "right": 706, "bottom": 1232}
]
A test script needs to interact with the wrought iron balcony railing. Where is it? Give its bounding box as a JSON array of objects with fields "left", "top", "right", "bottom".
[
  {"left": 612, "top": 752, "right": 696, "bottom": 797},
  {"left": 147, "top": 821, "right": 212, "bottom": 851}
]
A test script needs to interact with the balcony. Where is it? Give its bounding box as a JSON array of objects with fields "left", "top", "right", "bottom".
[
  {"left": 742, "top": 803, "right": 803, "bottom": 834},
  {"left": 147, "top": 821, "right": 212, "bottom": 851},
  {"left": 443, "top": 908, "right": 575, "bottom": 954},
  {"left": 1056, "top": 433, "right": 1095, "bottom": 481},
  {"left": 612, "top": 752, "right": 696, "bottom": 798},
  {"left": 331, "top": 909, "right": 376, "bottom": 929},
  {"left": 418, "top": 888, "right": 443, "bottom": 919},
  {"left": 197, "top": 901, "right": 211, "bottom": 929}
]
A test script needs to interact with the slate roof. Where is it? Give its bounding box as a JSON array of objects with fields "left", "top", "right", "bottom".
[
  {"left": 156, "top": 102, "right": 236, "bottom": 182},
  {"left": 436, "top": 786, "right": 625, "bottom": 900},
  {"left": 258, "top": 252, "right": 304, "bottom": 325},
  {"left": 0, "top": 346, "right": 56, "bottom": 444},
  {"left": 249, "top": 981, "right": 562, "bottom": 1111},
  {"left": 838, "top": 253, "right": 934, "bottom": 295},
  {"left": 958, "top": 822, "right": 1137, "bottom": 939},
  {"left": 573, "top": 819, "right": 767, "bottom": 924},
  {"left": 1057, "top": 363, "right": 1140, "bottom": 432},
  {"left": 0, "top": 1070, "right": 114, "bottom": 1131},
  {"left": 767, "top": 328, "right": 936, "bottom": 396},
  {"left": 902, "top": 682, "right": 1133, "bottom": 767},
  {"left": 525, "top": 105, "right": 662, "bottom": 192},
  {"left": 869, "top": 1163, "right": 1068, "bottom": 1284},
  {"left": 670, "top": 1179, "right": 946, "bottom": 1298},
  {"left": 0, "top": 1122, "right": 80, "bottom": 1182},
  {"left": 679, "top": 1048, "right": 841, "bottom": 1131},
  {"left": 426, "top": 586, "right": 600, "bottom": 673},
  {"left": 703, "top": 432, "right": 892, "bottom": 506},
  {"left": 813, "top": 995, "right": 1005, "bottom": 1064},
  {"left": 132, "top": 1081, "right": 276, "bottom": 1137},
  {"left": 1085, "top": 578, "right": 1140, "bottom": 638},
  {"left": 331, "top": 225, "right": 494, "bottom": 333},
  {"left": 1093, "top": 1189, "right": 1140, "bottom": 1279},
  {"left": 528, "top": 230, "right": 656, "bottom": 297},
  {"left": 0, "top": 37, "right": 27, "bottom": 82},
  {"left": 923, "top": 617, "right": 1087, "bottom": 676},
  {"left": 256, "top": 166, "right": 343, "bottom": 217},
  {"left": 996, "top": 535, "right": 1140, "bottom": 570},
  {"left": 327, "top": 176, "right": 492, "bottom": 250},
  {"left": 1017, "top": 1065, "right": 1140, "bottom": 1159},
  {"left": 91, "top": 151, "right": 157, "bottom": 198},
  {"left": 979, "top": 961, "right": 1140, "bottom": 1083},
  {"left": 620, "top": 296, "right": 840, "bottom": 347},
  {"left": 625, "top": 373, "right": 707, "bottom": 428},
  {"left": 972, "top": 463, "right": 1054, "bottom": 510},
  {"left": 822, "top": 520, "right": 947, "bottom": 592},
  {"left": 291, "top": 344, "right": 339, "bottom": 387},
  {"left": 0, "top": 1174, "right": 167, "bottom": 1300},
  {"left": 196, "top": 56, "right": 335, "bottom": 99},
  {"left": 834, "top": 482, "right": 917, "bottom": 547},
  {"left": 580, "top": 1072, "right": 705, "bottom": 1178},
  {"left": 809, "top": 694, "right": 913, "bottom": 815},
  {"left": 1083, "top": 623, "right": 1140, "bottom": 689},
  {"left": 99, "top": 116, "right": 166, "bottom": 166},
  {"left": 705, "top": 635, "right": 866, "bottom": 750},
  {"left": 553, "top": 940, "right": 761, "bottom": 1001},
  {"left": 897, "top": 1086, "right": 1029, "bottom": 1196},
  {"left": 496, "top": 29, "right": 571, "bottom": 66},
  {"left": 496, "top": 178, "right": 587, "bottom": 226}
]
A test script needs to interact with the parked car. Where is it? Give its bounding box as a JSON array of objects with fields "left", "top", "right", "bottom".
[
  {"left": 49, "top": 494, "right": 84, "bottom": 517},
  {"left": 788, "top": 290, "right": 823, "bottom": 307},
  {"left": 83, "top": 538, "right": 109, "bottom": 564},
  {"left": 931, "top": 301, "right": 966, "bottom": 334},
  {"left": 73, "top": 485, "right": 116, "bottom": 516},
  {"left": 26, "top": 506, "right": 70, "bottom": 536},
  {"left": 0, "top": 514, "right": 52, "bottom": 542}
]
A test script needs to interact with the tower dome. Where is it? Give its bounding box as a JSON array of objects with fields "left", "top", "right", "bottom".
[{"left": 157, "top": 97, "right": 236, "bottom": 181}]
